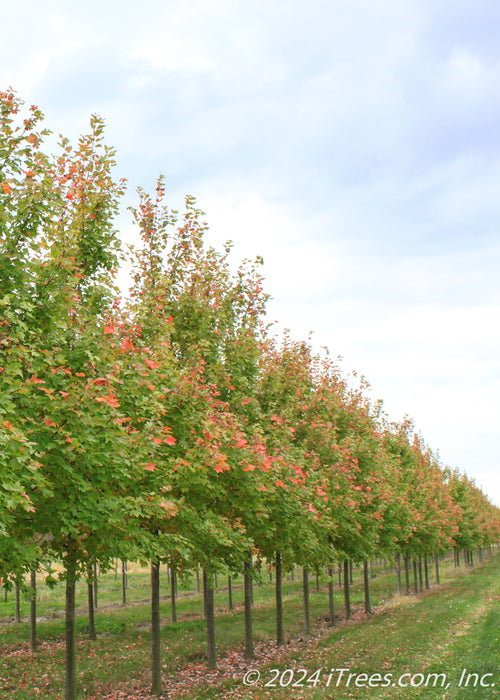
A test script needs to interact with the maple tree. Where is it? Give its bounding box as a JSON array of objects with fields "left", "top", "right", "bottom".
[{"left": 1, "top": 90, "right": 500, "bottom": 699}]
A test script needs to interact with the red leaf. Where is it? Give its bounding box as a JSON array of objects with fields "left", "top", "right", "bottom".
[
  {"left": 144, "top": 463, "right": 156, "bottom": 472},
  {"left": 164, "top": 435, "right": 177, "bottom": 446},
  {"left": 29, "top": 376, "right": 45, "bottom": 384},
  {"left": 104, "top": 324, "right": 116, "bottom": 335},
  {"left": 145, "top": 359, "right": 161, "bottom": 369},
  {"left": 95, "top": 392, "right": 119, "bottom": 407}
]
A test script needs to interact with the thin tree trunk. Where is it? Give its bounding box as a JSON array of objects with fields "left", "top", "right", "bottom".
[
  {"left": 171, "top": 567, "right": 177, "bottom": 623},
  {"left": 275, "top": 551, "right": 284, "bottom": 646},
  {"left": 413, "top": 559, "right": 419, "bottom": 594},
  {"left": 121, "top": 560, "right": 127, "bottom": 605},
  {"left": 418, "top": 558, "right": 423, "bottom": 591},
  {"left": 15, "top": 580, "right": 21, "bottom": 623},
  {"left": 228, "top": 575, "right": 233, "bottom": 611},
  {"left": 404, "top": 555, "right": 410, "bottom": 595},
  {"left": 151, "top": 560, "right": 162, "bottom": 696},
  {"left": 435, "top": 554, "right": 440, "bottom": 585},
  {"left": 338, "top": 564, "right": 342, "bottom": 587},
  {"left": 363, "top": 561, "right": 371, "bottom": 614},
  {"left": 87, "top": 575, "right": 96, "bottom": 641},
  {"left": 328, "top": 566, "right": 335, "bottom": 625},
  {"left": 343, "top": 560, "right": 351, "bottom": 620},
  {"left": 395, "top": 553, "right": 402, "bottom": 595},
  {"left": 302, "top": 568, "right": 310, "bottom": 635},
  {"left": 196, "top": 566, "right": 200, "bottom": 594},
  {"left": 316, "top": 570, "right": 320, "bottom": 593},
  {"left": 3, "top": 586, "right": 7, "bottom": 603},
  {"left": 93, "top": 562, "right": 98, "bottom": 610},
  {"left": 244, "top": 558, "right": 253, "bottom": 659},
  {"left": 349, "top": 560, "right": 353, "bottom": 585},
  {"left": 204, "top": 569, "right": 216, "bottom": 669},
  {"left": 424, "top": 556, "right": 430, "bottom": 589},
  {"left": 65, "top": 555, "right": 77, "bottom": 700},
  {"left": 30, "top": 569, "right": 37, "bottom": 652},
  {"left": 203, "top": 568, "right": 207, "bottom": 618}
]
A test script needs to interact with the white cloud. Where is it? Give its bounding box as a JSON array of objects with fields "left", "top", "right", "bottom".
[{"left": 1, "top": 0, "right": 499, "bottom": 507}]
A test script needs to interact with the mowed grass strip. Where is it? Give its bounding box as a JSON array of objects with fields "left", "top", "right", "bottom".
[
  {"left": 0, "top": 556, "right": 497, "bottom": 698},
  {"left": 192, "top": 553, "right": 500, "bottom": 699}
]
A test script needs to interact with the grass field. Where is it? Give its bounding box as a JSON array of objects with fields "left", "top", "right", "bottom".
[{"left": 0, "top": 553, "right": 498, "bottom": 699}]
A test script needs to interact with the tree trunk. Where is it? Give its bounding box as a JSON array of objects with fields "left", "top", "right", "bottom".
[
  {"left": 363, "top": 561, "right": 371, "bottom": 614},
  {"left": 121, "top": 560, "right": 127, "bottom": 605},
  {"left": 87, "top": 575, "right": 96, "bottom": 641},
  {"left": 228, "top": 575, "right": 233, "bottom": 611},
  {"left": 343, "top": 560, "right": 351, "bottom": 620},
  {"left": 418, "top": 558, "right": 423, "bottom": 591},
  {"left": 204, "top": 569, "right": 216, "bottom": 669},
  {"left": 93, "top": 562, "right": 98, "bottom": 610},
  {"left": 413, "top": 559, "right": 419, "bottom": 594},
  {"left": 395, "top": 553, "right": 402, "bottom": 595},
  {"left": 275, "top": 551, "right": 284, "bottom": 646},
  {"left": 316, "top": 570, "right": 320, "bottom": 593},
  {"left": 302, "top": 568, "right": 310, "bottom": 635},
  {"left": 30, "top": 569, "right": 37, "bottom": 652},
  {"left": 151, "top": 560, "right": 162, "bottom": 696},
  {"left": 15, "top": 580, "right": 21, "bottom": 623},
  {"left": 435, "top": 554, "right": 440, "bottom": 585},
  {"left": 328, "top": 566, "right": 335, "bottom": 625},
  {"left": 196, "top": 566, "right": 200, "bottom": 594},
  {"left": 170, "top": 567, "right": 177, "bottom": 623},
  {"left": 244, "top": 558, "right": 253, "bottom": 659},
  {"left": 349, "top": 560, "right": 353, "bottom": 585},
  {"left": 65, "top": 556, "right": 77, "bottom": 700},
  {"left": 404, "top": 555, "right": 410, "bottom": 595},
  {"left": 424, "top": 556, "right": 430, "bottom": 589}
]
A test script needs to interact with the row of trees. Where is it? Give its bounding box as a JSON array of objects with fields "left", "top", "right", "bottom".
[{"left": 1, "top": 91, "right": 499, "bottom": 698}]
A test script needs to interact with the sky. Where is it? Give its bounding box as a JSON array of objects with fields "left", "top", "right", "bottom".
[{"left": 1, "top": 0, "right": 499, "bottom": 506}]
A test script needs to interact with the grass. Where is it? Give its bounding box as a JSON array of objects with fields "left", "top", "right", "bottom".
[{"left": 0, "top": 555, "right": 498, "bottom": 698}]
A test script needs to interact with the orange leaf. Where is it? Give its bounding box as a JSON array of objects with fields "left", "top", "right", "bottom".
[
  {"left": 159, "top": 500, "right": 178, "bottom": 516},
  {"left": 29, "top": 376, "right": 45, "bottom": 384},
  {"left": 104, "top": 324, "right": 116, "bottom": 335},
  {"left": 164, "top": 435, "right": 176, "bottom": 446},
  {"left": 144, "top": 463, "right": 156, "bottom": 472},
  {"left": 1, "top": 182, "right": 12, "bottom": 194},
  {"left": 145, "top": 359, "right": 161, "bottom": 369},
  {"left": 120, "top": 337, "right": 135, "bottom": 353},
  {"left": 95, "top": 392, "right": 119, "bottom": 407}
]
